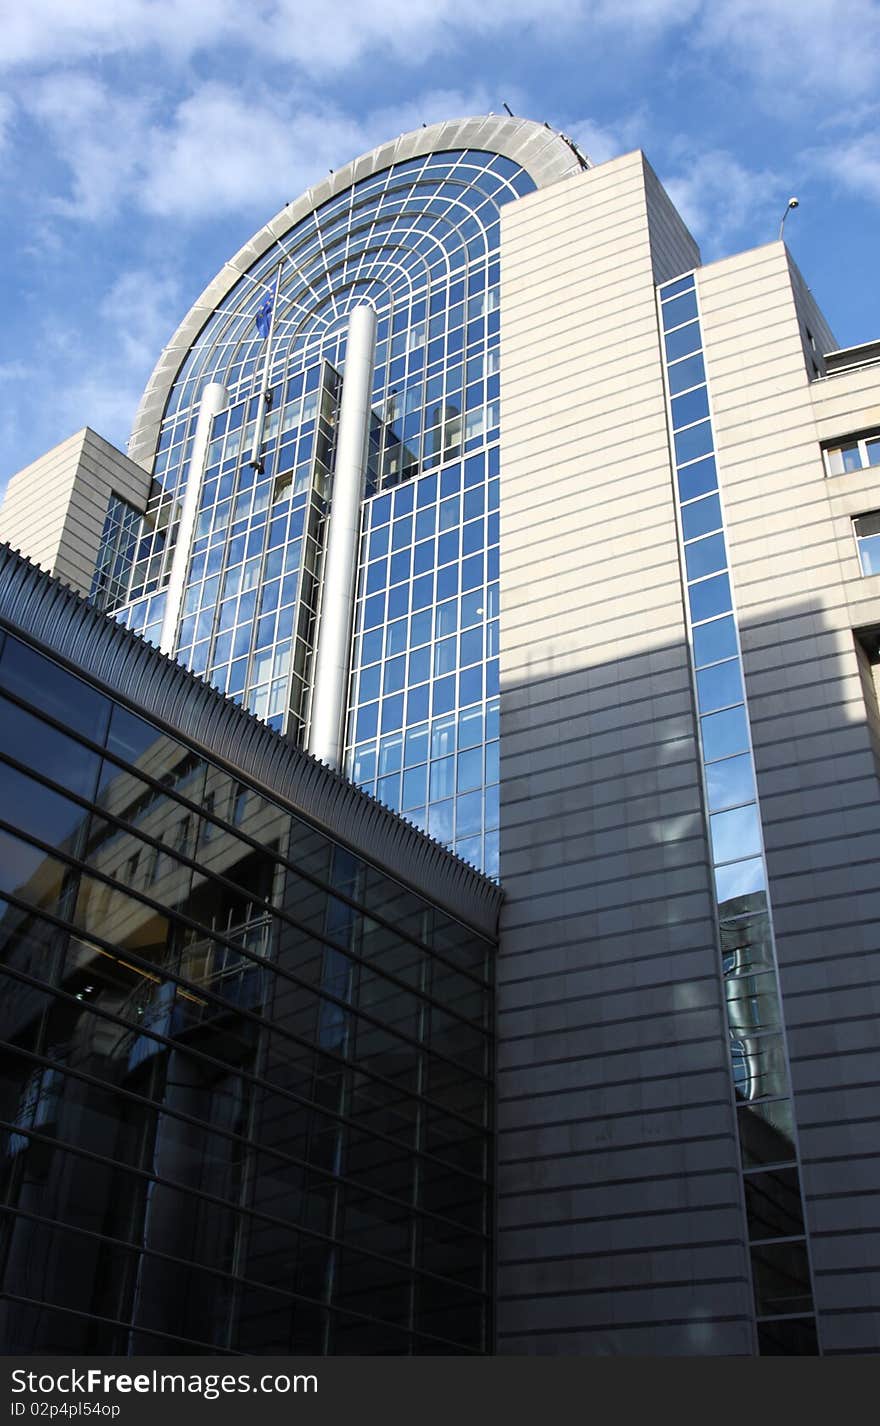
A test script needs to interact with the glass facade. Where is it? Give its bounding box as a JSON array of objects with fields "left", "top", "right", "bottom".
[
  {"left": 98, "top": 148, "right": 532, "bottom": 874},
  {"left": 89, "top": 493, "right": 142, "bottom": 613},
  {"left": 659, "top": 272, "right": 819, "bottom": 1354},
  {"left": 0, "top": 628, "right": 494, "bottom": 1354}
]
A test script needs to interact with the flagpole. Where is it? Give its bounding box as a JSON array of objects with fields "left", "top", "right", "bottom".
[{"left": 248, "top": 261, "right": 284, "bottom": 470}]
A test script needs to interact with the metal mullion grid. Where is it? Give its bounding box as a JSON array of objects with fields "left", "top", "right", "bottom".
[
  {"left": 0, "top": 1002, "right": 489, "bottom": 1314},
  {"left": 0, "top": 802, "right": 492, "bottom": 1104},
  {"left": 0, "top": 668, "right": 493, "bottom": 991},
  {"left": 658, "top": 271, "right": 821, "bottom": 1354},
  {"left": 0, "top": 939, "right": 492, "bottom": 1238},
  {"left": 0, "top": 756, "right": 492, "bottom": 1080},
  {"left": 0, "top": 1203, "right": 484, "bottom": 1356}
]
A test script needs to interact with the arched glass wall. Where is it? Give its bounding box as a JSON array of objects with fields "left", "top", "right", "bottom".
[{"left": 106, "top": 148, "right": 535, "bottom": 875}]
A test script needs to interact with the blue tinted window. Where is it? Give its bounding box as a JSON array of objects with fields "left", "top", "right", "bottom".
[
  {"left": 672, "top": 385, "right": 710, "bottom": 430},
  {"left": 693, "top": 615, "right": 738, "bottom": 667},
  {"left": 406, "top": 684, "right": 430, "bottom": 724},
  {"left": 2, "top": 638, "right": 111, "bottom": 745},
  {"left": 706, "top": 753, "right": 754, "bottom": 812},
  {"left": 715, "top": 856, "right": 765, "bottom": 906},
  {"left": 661, "top": 274, "right": 695, "bottom": 300},
  {"left": 681, "top": 494, "right": 722, "bottom": 542},
  {"left": 662, "top": 290, "right": 699, "bottom": 330},
  {"left": 685, "top": 532, "right": 727, "bottom": 581},
  {"left": 667, "top": 351, "right": 706, "bottom": 396},
  {"left": 675, "top": 420, "right": 714, "bottom": 466},
  {"left": 689, "top": 572, "right": 732, "bottom": 622},
  {"left": 701, "top": 705, "right": 750, "bottom": 761},
  {"left": 696, "top": 659, "right": 743, "bottom": 713},
  {"left": 678, "top": 456, "right": 718, "bottom": 503},
  {"left": 665, "top": 321, "right": 702, "bottom": 362}
]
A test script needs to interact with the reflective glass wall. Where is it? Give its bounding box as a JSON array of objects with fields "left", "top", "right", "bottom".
[
  {"left": 0, "top": 629, "right": 494, "bottom": 1354},
  {"left": 100, "top": 149, "right": 533, "bottom": 874}
]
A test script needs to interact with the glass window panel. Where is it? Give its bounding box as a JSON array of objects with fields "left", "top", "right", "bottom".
[
  {"left": 0, "top": 828, "right": 72, "bottom": 916},
  {"left": 455, "top": 790, "right": 483, "bottom": 838},
  {"left": 0, "top": 637, "right": 110, "bottom": 743},
  {"left": 0, "top": 697, "right": 101, "bottom": 800},
  {"left": 430, "top": 756, "right": 455, "bottom": 801},
  {"left": 706, "top": 752, "right": 755, "bottom": 811},
  {"left": 751, "top": 1240, "right": 814, "bottom": 1318},
  {"left": 402, "top": 764, "right": 427, "bottom": 809},
  {"left": 726, "top": 970, "right": 781, "bottom": 1032},
  {"left": 404, "top": 722, "right": 428, "bottom": 765},
  {"left": 660, "top": 274, "right": 695, "bottom": 300},
  {"left": 457, "top": 746, "right": 483, "bottom": 793},
  {"left": 675, "top": 420, "right": 714, "bottom": 466},
  {"left": 715, "top": 855, "right": 766, "bottom": 909},
  {"left": 378, "top": 734, "right": 403, "bottom": 775},
  {"left": 689, "top": 572, "right": 732, "bottom": 623},
  {"left": 662, "top": 289, "right": 699, "bottom": 330},
  {"left": 428, "top": 799, "right": 453, "bottom": 843},
  {"left": 431, "top": 715, "right": 456, "bottom": 759},
  {"left": 434, "top": 637, "right": 457, "bottom": 677},
  {"left": 696, "top": 658, "right": 743, "bottom": 713},
  {"left": 732, "top": 1031, "right": 789, "bottom": 1102},
  {"left": 711, "top": 801, "right": 762, "bottom": 864},
  {"left": 743, "top": 1166, "right": 805, "bottom": 1242},
  {"left": 738, "top": 1097, "right": 796, "bottom": 1169},
  {"left": 701, "top": 704, "right": 750, "bottom": 762},
  {"left": 377, "top": 772, "right": 400, "bottom": 806},
  {"left": 685, "top": 532, "right": 728, "bottom": 581},
  {"left": 0, "top": 763, "right": 90, "bottom": 858},
  {"left": 681, "top": 493, "right": 723, "bottom": 542},
  {"left": 671, "top": 384, "right": 710, "bottom": 430},
  {"left": 757, "top": 1317, "right": 818, "bottom": 1356},
  {"left": 667, "top": 350, "right": 706, "bottom": 396},
  {"left": 693, "top": 615, "right": 738, "bottom": 667},
  {"left": 406, "top": 684, "right": 430, "bottom": 724},
  {"left": 720, "top": 909, "right": 773, "bottom": 976},
  {"left": 664, "top": 320, "right": 702, "bottom": 362},
  {"left": 380, "top": 694, "right": 404, "bottom": 732},
  {"left": 677, "top": 455, "right": 717, "bottom": 503}
]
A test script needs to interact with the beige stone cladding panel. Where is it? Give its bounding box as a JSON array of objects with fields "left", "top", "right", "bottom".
[
  {"left": 697, "top": 243, "right": 880, "bottom": 1349},
  {"left": 495, "top": 152, "right": 752, "bottom": 1355},
  {"left": 0, "top": 430, "right": 89, "bottom": 575},
  {"left": 0, "top": 428, "right": 151, "bottom": 597}
]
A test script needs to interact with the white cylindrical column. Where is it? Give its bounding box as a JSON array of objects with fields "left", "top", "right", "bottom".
[
  {"left": 159, "top": 380, "right": 228, "bottom": 655},
  {"left": 307, "top": 304, "right": 377, "bottom": 767}
]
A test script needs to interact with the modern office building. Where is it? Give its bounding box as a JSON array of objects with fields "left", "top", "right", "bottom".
[
  {"left": 3, "top": 114, "right": 880, "bottom": 1355},
  {"left": 0, "top": 541, "right": 499, "bottom": 1354}
]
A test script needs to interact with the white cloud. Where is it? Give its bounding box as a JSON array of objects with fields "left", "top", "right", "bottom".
[
  {"left": 28, "top": 73, "right": 151, "bottom": 220},
  {"left": 694, "top": 0, "right": 880, "bottom": 106},
  {"left": 663, "top": 149, "right": 783, "bottom": 253},
  {"left": 0, "top": 262, "right": 185, "bottom": 495},
  {"left": 566, "top": 109, "right": 650, "bottom": 165},
  {"left": 806, "top": 132, "right": 880, "bottom": 205},
  {"left": 0, "top": 95, "right": 14, "bottom": 153},
  {"left": 20, "top": 75, "right": 495, "bottom": 224}
]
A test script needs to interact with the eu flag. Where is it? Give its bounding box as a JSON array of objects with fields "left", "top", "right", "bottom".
[{"left": 255, "top": 296, "right": 273, "bottom": 339}]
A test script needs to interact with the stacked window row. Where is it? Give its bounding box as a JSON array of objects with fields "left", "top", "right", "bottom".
[
  {"left": 367, "top": 271, "right": 501, "bottom": 491},
  {"left": 345, "top": 449, "right": 501, "bottom": 875},
  {"left": 0, "top": 630, "right": 494, "bottom": 1354},
  {"left": 177, "top": 364, "right": 337, "bottom": 734},
  {"left": 90, "top": 494, "right": 142, "bottom": 613},
  {"left": 660, "top": 273, "right": 819, "bottom": 1355}
]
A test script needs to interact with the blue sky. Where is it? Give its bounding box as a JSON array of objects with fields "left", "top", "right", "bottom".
[{"left": 2, "top": 0, "right": 879, "bottom": 495}]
